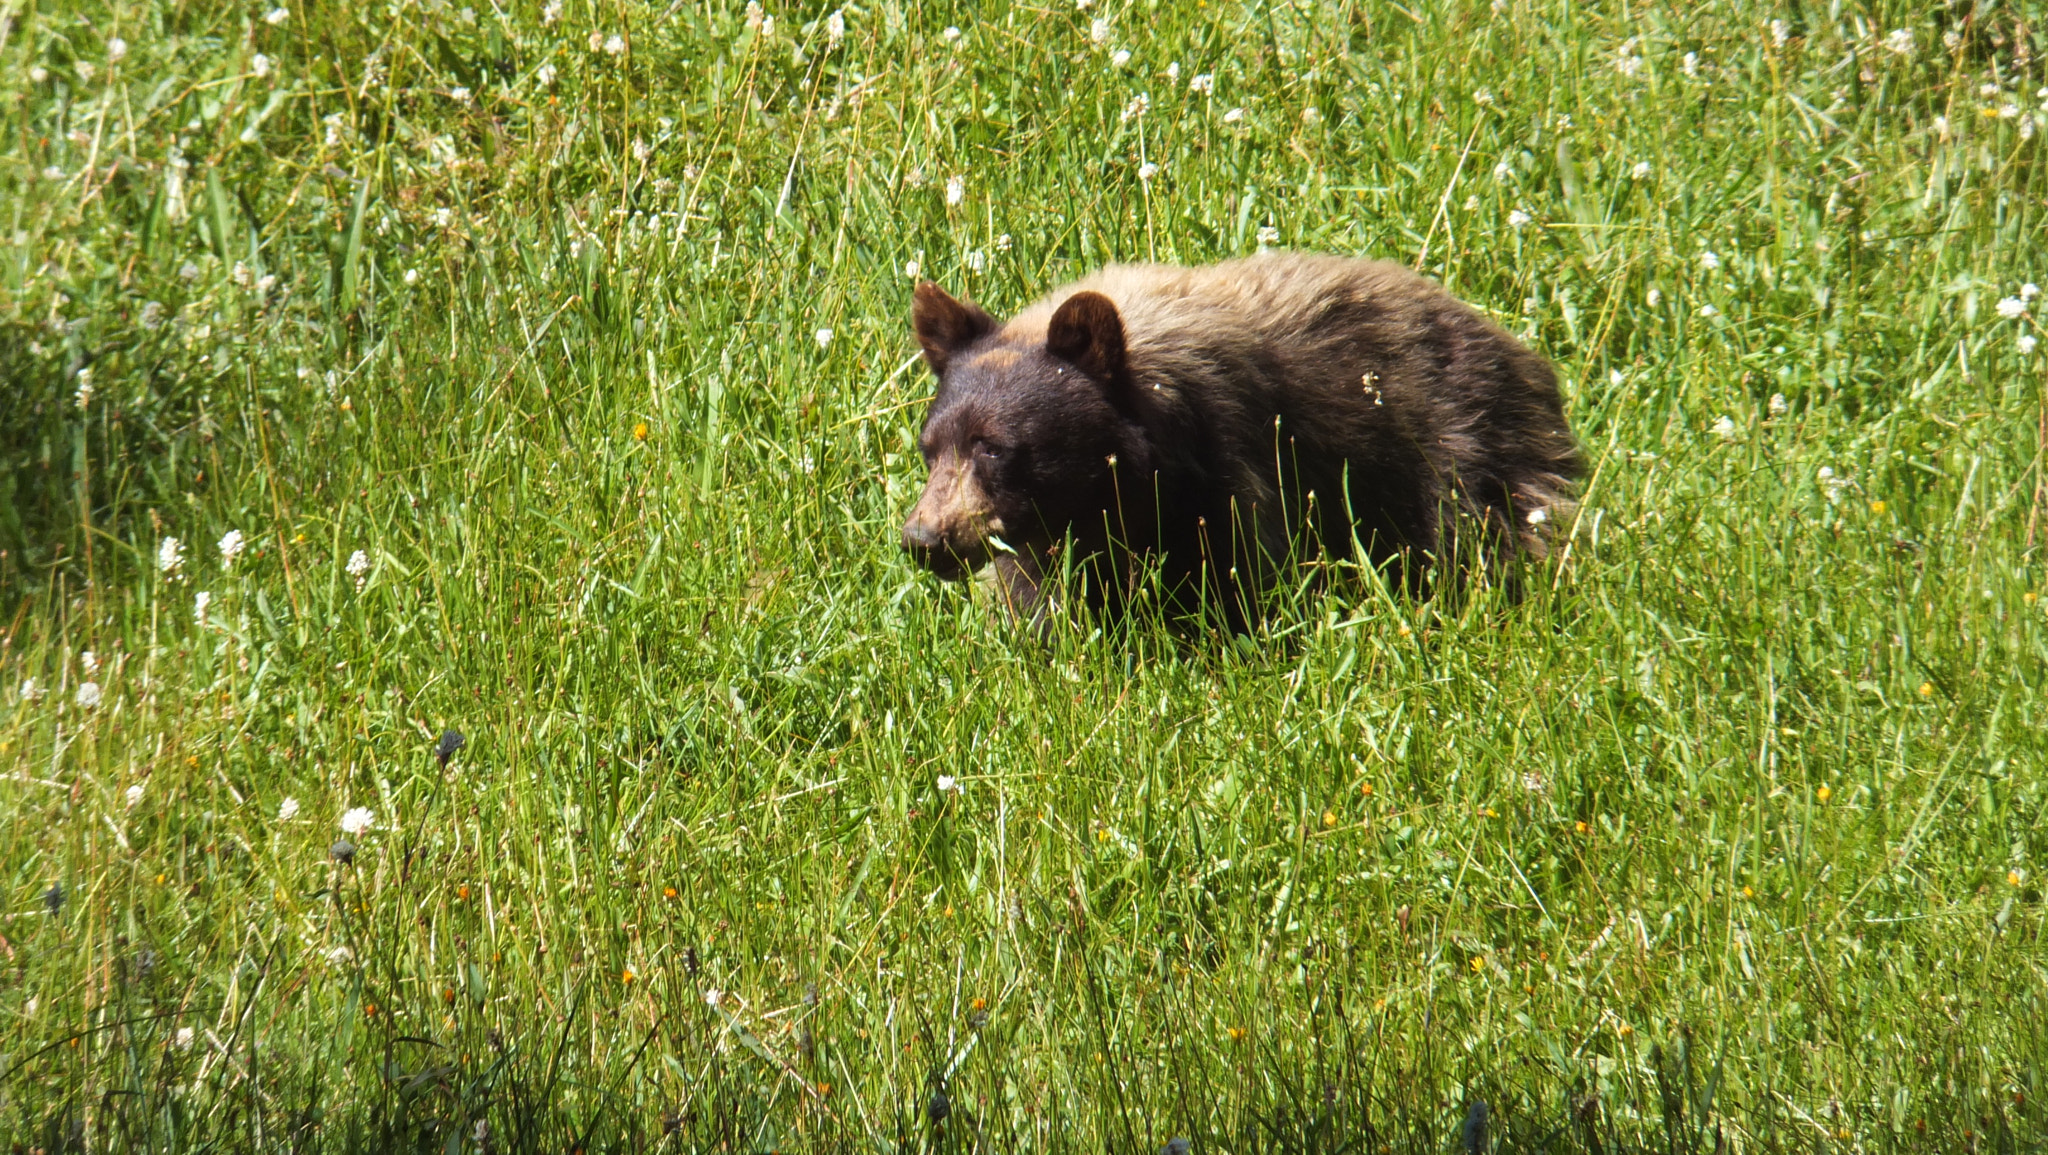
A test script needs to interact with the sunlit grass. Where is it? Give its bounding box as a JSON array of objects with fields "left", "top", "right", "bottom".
[{"left": 2, "top": 0, "right": 2045, "bottom": 1149}]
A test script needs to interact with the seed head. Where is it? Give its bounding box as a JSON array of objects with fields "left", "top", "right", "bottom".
[
  {"left": 330, "top": 839, "right": 356, "bottom": 864},
  {"left": 437, "top": 729, "right": 466, "bottom": 766}
]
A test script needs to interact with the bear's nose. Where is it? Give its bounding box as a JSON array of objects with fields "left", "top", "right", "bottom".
[{"left": 902, "top": 520, "right": 943, "bottom": 554}]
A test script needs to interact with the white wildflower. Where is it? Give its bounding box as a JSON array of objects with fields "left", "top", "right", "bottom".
[
  {"left": 744, "top": 1, "right": 764, "bottom": 32},
  {"left": 1137, "top": 161, "right": 1159, "bottom": 181},
  {"left": 1646, "top": 288, "right": 1662, "bottom": 307},
  {"left": 451, "top": 86, "right": 472, "bottom": 104},
  {"left": 81, "top": 651, "right": 99, "bottom": 676},
  {"left": 704, "top": 988, "right": 723, "bottom": 1007},
  {"left": 1089, "top": 17, "right": 1110, "bottom": 45},
  {"left": 1699, "top": 303, "right": 1719, "bottom": 317},
  {"left": 1165, "top": 62, "right": 1179, "bottom": 83},
  {"left": 1884, "top": 28, "right": 1913, "bottom": 56},
  {"left": 340, "top": 807, "right": 375, "bottom": 836},
  {"left": 126, "top": 784, "right": 145, "bottom": 809},
  {"left": 1609, "top": 369, "right": 1625, "bottom": 387},
  {"left": 815, "top": 328, "right": 834, "bottom": 349},
  {"left": 2022, "top": 283, "right": 2040, "bottom": 301},
  {"left": 1222, "top": 106, "right": 1245, "bottom": 123},
  {"left": 1770, "top": 19, "right": 1788, "bottom": 47},
  {"left": 1301, "top": 105, "right": 1322, "bottom": 125},
  {"left": 1507, "top": 208, "right": 1532, "bottom": 228},
  {"left": 824, "top": 9, "right": 845, "bottom": 49},
  {"left": 1121, "top": 93, "right": 1150, "bottom": 122},
  {"left": 1997, "top": 296, "right": 2028, "bottom": 319},
  {"left": 945, "top": 174, "right": 966, "bottom": 205},
  {"left": 158, "top": 536, "right": 185, "bottom": 575},
  {"left": 1933, "top": 115, "right": 1950, "bottom": 139},
  {"left": 30, "top": 65, "right": 48, "bottom": 82},
  {"left": 19, "top": 677, "right": 40, "bottom": 702},
  {"left": 108, "top": 38, "right": 128, "bottom": 63},
  {"left": 1631, "top": 161, "right": 1652, "bottom": 180},
  {"left": 1981, "top": 83, "right": 2002, "bottom": 99},
  {"left": 1711, "top": 415, "right": 1738, "bottom": 441},
  {"left": 1768, "top": 393, "right": 1789, "bottom": 417},
  {"left": 1473, "top": 87, "right": 1493, "bottom": 105},
  {"left": 536, "top": 62, "right": 556, "bottom": 86},
  {"left": 1111, "top": 49, "right": 1131, "bottom": 68},
  {"left": 404, "top": 268, "right": 420, "bottom": 286},
  {"left": 604, "top": 34, "right": 625, "bottom": 55},
  {"left": 543, "top": 0, "right": 561, "bottom": 23},
  {"left": 1256, "top": 224, "right": 1280, "bottom": 246},
  {"left": 1493, "top": 159, "right": 1512, "bottom": 180},
  {"left": 218, "top": 529, "right": 246, "bottom": 566},
  {"left": 251, "top": 53, "right": 272, "bottom": 78},
  {"left": 76, "top": 682, "right": 103, "bottom": 710},
  {"left": 175, "top": 1027, "right": 195, "bottom": 1049},
  {"left": 904, "top": 256, "right": 922, "bottom": 279},
  {"left": 278, "top": 797, "right": 300, "bottom": 822},
  {"left": 942, "top": 26, "right": 961, "bottom": 45},
  {"left": 74, "top": 369, "right": 95, "bottom": 410},
  {"left": 1699, "top": 250, "right": 1721, "bottom": 271},
  {"left": 1682, "top": 51, "right": 1699, "bottom": 77},
  {"left": 346, "top": 549, "right": 371, "bottom": 578},
  {"left": 2021, "top": 334, "right": 2040, "bottom": 355},
  {"left": 1188, "top": 73, "right": 1214, "bottom": 95},
  {"left": 325, "top": 946, "right": 352, "bottom": 963},
  {"left": 2001, "top": 103, "right": 2020, "bottom": 120},
  {"left": 936, "top": 775, "right": 959, "bottom": 793},
  {"left": 266, "top": 6, "right": 290, "bottom": 23},
  {"left": 1526, "top": 507, "right": 1548, "bottom": 526},
  {"left": 193, "top": 591, "right": 211, "bottom": 624},
  {"left": 1520, "top": 771, "right": 1549, "bottom": 794}
]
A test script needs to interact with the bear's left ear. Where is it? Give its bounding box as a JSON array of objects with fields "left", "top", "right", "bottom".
[
  {"left": 1046, "top": 291, "right": 1128, "bottom": 388},
  {"left": 912, "top": 282, "right": 998, "bottom": 376}
]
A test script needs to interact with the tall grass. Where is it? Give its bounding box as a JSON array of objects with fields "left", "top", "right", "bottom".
[{"left": 2, "top": 0, "right": 2045, "bottom": 1149}]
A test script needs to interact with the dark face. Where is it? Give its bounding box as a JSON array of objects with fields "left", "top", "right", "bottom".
[{"left": 902, "top": 283, "right": 1137, "bottom": 580}]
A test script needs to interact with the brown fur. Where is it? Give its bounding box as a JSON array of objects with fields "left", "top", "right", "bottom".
[{"left": 902, "top": 253, "right": 1582, "bottom": 624}]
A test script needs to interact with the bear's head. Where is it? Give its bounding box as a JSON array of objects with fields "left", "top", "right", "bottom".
[{"left": 902, "top": 282, "right": 1151, "bottom": 581}]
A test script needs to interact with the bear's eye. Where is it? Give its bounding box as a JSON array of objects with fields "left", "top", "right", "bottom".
[{"left": 971, "top": 438, "right": 1003, "bottom": 462}]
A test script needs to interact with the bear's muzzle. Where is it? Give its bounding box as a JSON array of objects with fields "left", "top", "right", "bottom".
[{"left": 903, "top": 450, "right": 1000, "bottom": 579}]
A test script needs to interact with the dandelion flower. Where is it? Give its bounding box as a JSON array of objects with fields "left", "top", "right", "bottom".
[
  {"left": 1997, "top": 296, "right": 2029, "bottom": 319},
  {"left": 126, "top": 784, "right": 145, "bottom": 809},
  {"left": 340, "top": 807, "right": 375, "bottom": 836},
  {"left": 632, "top": 422, "right": 649, "bottom": 441},
  {"left": 1815, "top": 785, "right": 1832, "bottom": 802},
  {"left": 1507, "top": 208, "right": 1532, "bottom": 228},
  {"left": 279, "top": 797, "right": 301, "bottom": 822},
  {"left": 2011, "top": 869, "right": 2025, "bottom": 886},
  {"left": 158, "top": 536, "right": 185, "bottom": 575},
  {"left": 945, "top": 174, "right": 965, "bottom": 205},
  {"left": 76, "top": 682, "right": 103, "bottom": 710},
  {"left": 218, "top": 529, "right": 246, "bottom": 566},
  {"left": 815, "top": 328, "right": 834, "bottom": 348}
]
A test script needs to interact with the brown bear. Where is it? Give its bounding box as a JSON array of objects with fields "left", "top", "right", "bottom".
[{"left": 901, "top": 252, "right": 1581, "bottom": 625}]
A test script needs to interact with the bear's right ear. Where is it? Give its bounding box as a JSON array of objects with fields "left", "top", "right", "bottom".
[
  {"left": 912, "top": 282, "right": 997, "bottom": 376},
  {"left": 1046, "top": 291, "right": 1128, "bottom": 388}
]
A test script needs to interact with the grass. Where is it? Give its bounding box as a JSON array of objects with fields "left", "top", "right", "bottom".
[{"left": 3, "top": 0, "right": 2047, "bottom": 1149}]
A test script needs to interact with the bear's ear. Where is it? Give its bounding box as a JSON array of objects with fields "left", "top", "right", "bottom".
[
  {"left": 1046, "top": 291, "right": 1128, "bottom": 387},
  {"left": 912, "top": 282, "right": 998, "bottom": 376}
]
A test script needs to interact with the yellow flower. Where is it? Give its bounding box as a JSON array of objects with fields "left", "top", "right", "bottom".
[
  {"left": 1868, "top": 500, "right": 1886, "bottom": 514},
  {"left": 1816, "top": 785, "right": 1832, "bottom": 803},
  {"left": 1470, "top": 956, "right": 1486, "bottom": 973},
  {"left": 621, "top": 968, "right": 635, "bottom": 984},
  {"left": 1322, "top": 810, "right": 1337, "bottom": 828},
  {"left": 2011, "top": 870, "right": 2025, "bottom": 886},
  {"left": 1226, "top": 1026, "right": 1247, "bottom": 1042},
  {"left": 1574, "top": 821, "right": 1589, "bottom": 834},
  {"left": 632, "top": 422, "right": 649, "bottom": 441},
  {"left": 1742, "top": 886, "right": 1755, "bottom": 898},
  {"left": 1917, "top": 682, "right": 1934, "bottom": 698},
  {"left": 1617, "top": 1022, "right": 1633, "bottom": 1036},
  {"left": 1359, "top": 783, "right": 1374, "bottom": 797},
  {"left": 970, "top": 997, "right": 986, "bottom": 1011},
  {"left": 2025, "top": 591, "right": 2039, "bottom": 604},
  {"left": 664, "top": 886, "right": 678, "bottom": 898}
]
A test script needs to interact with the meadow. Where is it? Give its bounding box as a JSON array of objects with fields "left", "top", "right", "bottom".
[{"left": 3, "top": 0, "right": 2046, "bottom": 1149}]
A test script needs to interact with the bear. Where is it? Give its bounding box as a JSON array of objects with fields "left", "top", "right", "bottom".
[{"left": 900, "top": 252, "right": 1582, "bottom": 626}]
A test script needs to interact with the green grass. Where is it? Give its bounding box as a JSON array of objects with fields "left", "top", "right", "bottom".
[{"left": 3, "top": 0, "right": 2047, "bottom": 1149}]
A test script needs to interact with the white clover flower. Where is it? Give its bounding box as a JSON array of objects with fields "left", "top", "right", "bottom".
[
  {"left": 404, "top": 268, "right": 420, "bottom": 286},
  {"left": 126, "top": 784, "right": 145, "bottom": 809},
  {"left": 76, "top": 60, "right": 96, "bottom": 82},
  {"left": 325, "top": 946, "right": 352, "bottom": 963},
  {"left": 1631, "top": 161, "right": 1652, "bottom": 179},
  {"left": 936, "top": 775, "right": 959, "bottom": 793},
  {"left": 536, "top": 62, "right": 556, "bottom": 86},
  {"left": 1768, "top": 393, "right": 1789, "bottom": 417},
  {"left": 1165, "top": 62, "right": 1179, "bottom": 83},
  {"left": 1699, "top": 303, "right": 1719, "bottom": 317},
  {"left": 945, "top": 174, "right": 966, "bottom": 205},
  {"left": 158, "top": 536, "right": 185, "bottom": 575},
  {"left": 1711, "top": 415, "right": 1738, "bottom": 441},
  {"left": 824, "top": 9, "right": 845, "bottom": 49},
  {"left": 1526, "top": 507, "right": 1548, "bottom": 526},
  {"left": 1137, "top": 162, "right": 1159, "bottom": 181},
  {"left": 1933, "top": 115, "right": 1950, "bottom": 138},
  {"left": 2022, "top": 334, "right": 2040, "bottom": 355},
  {"left": 1646, "top": 288, "right": 1662, "bottom": 307},
  {"left": 1997, "top": 296, "right": 2029, "bottom": 319},
  {"left": 1609, "top": 369, "right": 1625, "bottom": 387},
  {"left": 744, "top": 0, "right": 764, "bottom": 32},
  {"left": 1222, "top": 106, "right": 1245, "bottom": 123},
  {"left": 1188, "top": 73, "right": 1214, "bottom": 95},
  {"left": 1256, "top": 224, "right": 1280, "bottom": 245},
  {"left": 193, "top": 590, "right": 211, "bottom": 624},
  {"left": 1769, "top": 19, "right": 1788, "bottom": 47},
  {"left": 251, "top": 53, "right": 272, "bottom": 78},
  {"left": 815, "top": 328, "right": 834, "bottom": 349},
  {"left": 1507, "top": 208, "right": 1532, "bottom": 228},
  {"left": 1473, "top": 87, "right": 1494, "bottom": 106},
  {"left": 451, "top": 86, "right": 473, "bottom": 104},
  {"left": 1885, "top": 28, "right": 1913, "bottom": 56},
  {"left": 175, "top": 1027, "right": 195, "bottom": 1049},
  {"left": 74, "top": 369, "right": 95, "bottom": 410},
  {"left": 1301, "top": 106, "right": 1322, "bottom": 125},
  {"left": 340, "top": 807, "right": 375, "bottom": 836},
  {"left": 1111, "top": 48, "right": 1131, "bottom": 68},
  {"left": 1089, "top": 17, "right": 1110, "bottom": 45},
  {"left": 1682, "top": 51, "right": 1699, "bottom": 77},
  {"left": 278, "top": 797, "right": 300, "bottom": 822},
  {"left": 19, "top": 677, "right": 40, "bottom": 702},
  {"left": 81, "top": 651, "right": 99, "bottom": 676},
  {"left": 604, "top": 35, "right": 625, "bottom": 55},
  {"left": 1121, "top": 93, "right": 1149, "bottom": 122},
  {"left": 1699, "top": 250, "right": 1722, "bottom": 272},
  {"left": 995, "top": 233, "right": 1012, "bottom": 251},
  {"left": 704, "top": 988, "right": 723, "bottom": 1007},
  {"left": 2022, "top": 283, "right": 2040, "bottom": 301},
  {"left": 30, "top": 65, "right": 48, "bottom": 82},
  {"left": 108, "top": 38, "right": 128, "bottom": 63},
  {"left": 218, "top": 529, "right": 246, "bottom": 566},
  {"left": 1980, "top": 82, "right": 2002, "bottom": 99},
  {"left": 346, "top": 549, "right": 371, "bottom": 578},
  {"left": 2000, "top": 103, "right": 2020, "bottom": 120},
  {"left": 1493, "top": 159, "right": 1512, "bottom": 180},
  {"left": 76, "top": 682, "right": 103, "bottom": 710},
  {"left": 266, "top": 6, "right": 290, "bottom": 23},
  {"left": 904, "top": 256, "right": 922, "bottom": 278},
  {"left": 942, "top": 26, "right": 962, "bottom": 44}
]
